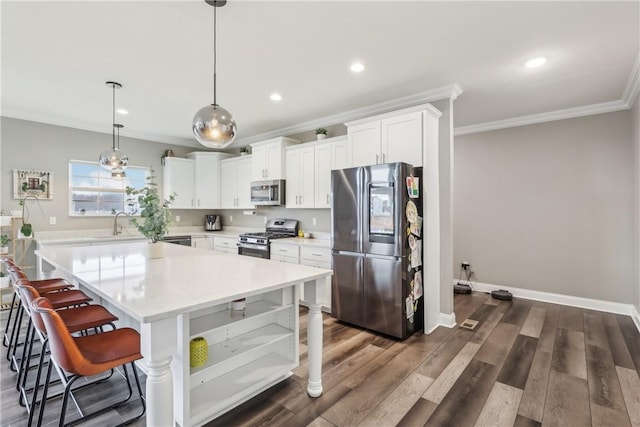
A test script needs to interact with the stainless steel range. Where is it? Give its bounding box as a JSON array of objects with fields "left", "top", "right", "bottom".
[{"left": 237, "top": 219, "right": 299, "bottom": 259}]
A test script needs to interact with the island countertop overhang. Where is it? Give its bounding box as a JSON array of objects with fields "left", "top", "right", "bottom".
[{"left": 36, "top": 241, "right": 332, "bottom": 323}]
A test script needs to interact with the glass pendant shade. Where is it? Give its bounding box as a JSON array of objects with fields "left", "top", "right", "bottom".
[
  {"left": 192, "top": 104, "right": 237, "bottom": 148},
  {"left": 99, "top": 148, "right": 129, "bottom": 174}
]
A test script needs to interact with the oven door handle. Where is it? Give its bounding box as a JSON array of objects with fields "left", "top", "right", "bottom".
[{"left": 237, "top": 242, "right": 268, "bottom": 251}]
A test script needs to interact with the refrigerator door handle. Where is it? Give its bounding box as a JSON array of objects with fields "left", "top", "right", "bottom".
[{"left": 364, "top": 253, "right": 403, "bottom": 261}]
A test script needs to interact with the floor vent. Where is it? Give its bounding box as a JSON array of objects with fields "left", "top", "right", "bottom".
[{"left": 459, "top": 319, "right": 479, "bottom": 330}]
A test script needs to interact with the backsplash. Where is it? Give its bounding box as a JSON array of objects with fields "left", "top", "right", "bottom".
[{"left": 211, "top": 207, "right": 331, "bottom": 233}]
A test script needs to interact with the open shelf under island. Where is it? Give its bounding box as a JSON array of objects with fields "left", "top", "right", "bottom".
[{"left": 35, "top": 241, "right": 332, "bottom": 427}]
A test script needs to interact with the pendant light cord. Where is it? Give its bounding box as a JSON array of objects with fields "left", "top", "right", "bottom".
[
  {"left": 213, "top": 1, "right": 218, "bottom": 106},
  {"left": 111, "top": 83, "right": 118, "bottom": 150}
]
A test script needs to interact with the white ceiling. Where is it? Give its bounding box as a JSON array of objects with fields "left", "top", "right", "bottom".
[{"left": 2, "top": 1, "right": 639, "bottom": 148}]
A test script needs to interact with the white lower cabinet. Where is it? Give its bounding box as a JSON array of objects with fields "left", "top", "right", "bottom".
[
  {"left": 182, "top": 287, "right": 298, "bottom": 425},
  {"left": 192, "top": 236, "right": 213, "bottom": 250},
  {"left": 299, "top": 246, "right": 331, "bottom": 311},
  {"left": 271, "top": 242, "right": 331, "bottom": 312},
  {"left": 213, "top": 236, "right": 238, "bottom": 254}
]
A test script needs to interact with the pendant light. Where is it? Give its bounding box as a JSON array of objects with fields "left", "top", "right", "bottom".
[
  {"left": 99, "top": 81, "right": 129, "bottom": 176},
  {"left": 192, "top": 0, "right": 237, "bottom": 148}
]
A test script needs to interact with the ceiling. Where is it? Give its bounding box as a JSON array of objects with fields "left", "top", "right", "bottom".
[{"left": 2, "top": 1, "right": 639, "bottom": 148}]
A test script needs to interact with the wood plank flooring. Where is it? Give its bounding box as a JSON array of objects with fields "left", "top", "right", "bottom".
[{"left": 1, "top": 292, "right": 639, "bottom": 426}]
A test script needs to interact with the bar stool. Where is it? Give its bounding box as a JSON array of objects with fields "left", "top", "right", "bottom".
[
  {"left": 2, "top": 259, "right": 73, "bottom": 350},
  {"left": 16, "top": 285, "right": 119, "bottom": 427},
  {"left": 32, "top": 297, "right": 146, "bottom": 427},
  {"left": 7, "top": 277, "right": 92, "bottom": 371}
]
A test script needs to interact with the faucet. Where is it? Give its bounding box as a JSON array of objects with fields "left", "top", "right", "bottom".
[{"left": 113, "top": 211, "right": 130, "bottom": 236}]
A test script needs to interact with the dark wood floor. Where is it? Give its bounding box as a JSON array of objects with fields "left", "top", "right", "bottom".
[{"left": 2, "top": 292, "right": 640, "bottom": 426}]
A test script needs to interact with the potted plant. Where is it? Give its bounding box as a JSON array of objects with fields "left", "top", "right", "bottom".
[
  {"left": 18, "top": 196, "right": 39, "bottom": 239},
  {"left": 315, "top": 127, "right": 328, "bottom": 140},
  {"left": 0, "top": 234, "right": 10, "bottom": 254},
  {"left": 0, "top": 271, "right": 9, "bottom": 288},
  {"left": 239, "top": 146, "right": 251, "bottom": 156},
  {"left": 125, "top": 168, "right": 176, "bottom": 258}
]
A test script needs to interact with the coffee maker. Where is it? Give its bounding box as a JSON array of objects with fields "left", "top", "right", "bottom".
[{"left": 205, "top": 215, "right": 222, "bottom": 231}]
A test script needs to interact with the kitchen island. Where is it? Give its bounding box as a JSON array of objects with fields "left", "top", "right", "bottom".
[{"left": 35, "top": 241, "right": 332, "bottom": 427}]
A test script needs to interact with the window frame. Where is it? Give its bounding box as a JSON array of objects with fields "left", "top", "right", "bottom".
[{"left": 68, "top": 160, "right": 150, "bottom": 217}]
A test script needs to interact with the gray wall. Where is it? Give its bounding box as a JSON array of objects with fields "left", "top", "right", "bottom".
[
  {"left": 0, "top": 117, "right": 334, "bottom": 236},
  {"left": 454, "top": 110, "right": 634, "bottom": 304},
  {"left": 633, "top": 95, "right": 640, "bottom": 313}
]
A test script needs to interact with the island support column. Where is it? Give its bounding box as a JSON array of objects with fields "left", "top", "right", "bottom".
[
  {"left": 140, "top": 317, "right": 178, "bottom": 426},
  {"left": 304, "top": 278, "right": 325, "bottom": 397}
]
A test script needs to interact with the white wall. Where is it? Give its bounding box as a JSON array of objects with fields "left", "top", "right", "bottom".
[{"left": 454, "top": 110, "right": 634, "bottom": 304}]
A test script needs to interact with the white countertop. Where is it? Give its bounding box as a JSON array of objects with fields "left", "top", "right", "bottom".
[{"left": 36, "top": 241, "right": 332, "bottom": 323}]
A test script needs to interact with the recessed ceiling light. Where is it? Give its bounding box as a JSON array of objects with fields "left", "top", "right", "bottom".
[
  {"left": 350, "top": 62, "right": 365, "bottom": 73},
  {"left": 116, "top": 108, "right": 128, "bottom": 115},
  {"left": 525, "top": 57, "right": 547, "bottom": 68},
  {"left": 270, "top": 93, "right": 282, "bottom": 101}
]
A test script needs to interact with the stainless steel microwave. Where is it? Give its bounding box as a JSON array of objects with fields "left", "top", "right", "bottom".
[{"left": 250, "top": 180, "right": 285, "bottom": 206}]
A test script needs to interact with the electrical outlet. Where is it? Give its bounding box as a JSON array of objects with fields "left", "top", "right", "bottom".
[
  {"left": 229, "top": 215, "right": 233, "bottom": 222},
  {"left": 175, "top": 215, "right": 180, "bottom": 222},
  {"left": 461, "top": 262, "right": 470, "bottom": 270},
  {"left": 49, "top": 216, "right": 56, "bottom": 225},
  {"left": 312, "top": 217, "right": 317, "bottom": 226}
]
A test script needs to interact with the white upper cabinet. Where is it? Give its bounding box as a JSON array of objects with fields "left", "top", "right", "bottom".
[
  {"left": 188, "top": 152, "right": 232, "bottom": 209},
  {"left": 163, "top": 153, "right": 231, "bottom": 209},
  {"left": 348, "top": 121, "right": 381, "bottom": 167},
  {"left": 346, "top": 104, "right": 440, "bottom": 168},
  {"left": 250, "top": 137, "right": 299, "bottom": 181},
  {"left": 220, "top": 156, "right": 254, "bottom": 209},
  {"left": 315, "top": 136, "right": 349, "bottom": 208},
  {"left": 286, "top": 145, "right": 315, "bottom": 209},
  {"left": 163, "top": 157, "right": 195, "bottom": 209}
]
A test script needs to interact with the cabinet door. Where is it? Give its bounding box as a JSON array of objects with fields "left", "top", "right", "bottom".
[
  {"left": 381, "top": 111, "right": 423, "bottom": 167},
  {"left": 194, "top": 155, "right": 220, "bottom": 209},
  {"left": 315, "top": 143, "right": 331, "bottom": 208},
  {"left": 349, "top": 121, "right": 381, "bottom": 167},
  {"left": 285, "top": 149, "right": 300, "bottom": 208},
  {"left": 298, "top": 146, "right": 315, "bottom": 208},
  {"left": 265, "top": 142, "right": 282, "bottom": 179},
  {"left": 236, "top": 156, "right": 254, "bottom": 209},
  {"left": 163, "top": 158, "right": 195, "bottom": 209},
  {"left": 331, "top": 139, "right": 350, "bottom": 170},
  {"left": 219, "top": 159, "right": 237, "bottom": 209},
  {"left": 192, "top": 237, "right": 213, "bottom": 250},
  {"left": 251, "top": 144, "right": 267, "bottom": 181}
]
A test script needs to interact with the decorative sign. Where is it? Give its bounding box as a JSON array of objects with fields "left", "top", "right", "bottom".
[{"left": 13, "top": 170, "right": 53, "bottom": 200}]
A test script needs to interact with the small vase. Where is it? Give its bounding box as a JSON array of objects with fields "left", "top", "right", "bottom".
[
  {"left": 316, "top": 134, "right": 327, "bottom": 140},
  {"left": 148, "top": 241, "right": 164, "bottom": 259},
  {"left": 190, "top": 337, "right": 208, "bottom": 367}
]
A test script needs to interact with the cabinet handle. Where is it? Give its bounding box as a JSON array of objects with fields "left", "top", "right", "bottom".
[
  {"left": 197, "top": 199, "right": 200, "bottom": 206},
  {"left": 382, "top": 153, "right": 386, "bottom": 163},
  {"left": 265, "top": 168, "right": 268, "bottom": 177},
  {"left": 326, "top": 194, "right": 329, "bottom": 204},
  {"left": 376, "top": 154, "right": 379, "bottom": 164},
  {"left": 279, "top": 249, "right": 287, "bottom": 252},
  {"left": 299, "top": 195, "right": 302, "bottom": 204},
  {"left": 263, "top": 169, "right": 266, "bottom": 177},
  {"left": 312, "top": 253, "right": 322, "bottom": 257}
]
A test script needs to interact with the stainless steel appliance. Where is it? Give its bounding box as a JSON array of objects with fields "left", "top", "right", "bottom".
[
  {"left": 164, "top": 235, "right": 192, "bottom": 246},
  {"left": 205, "top": 214, "right": 222, "bottom": 231},
  {"left": 250, "top": 180, "right": 285, "bottom": 206},
  {"left": 331, "top": 162, "right": 423, "bottom": 339},
  {"left": 237, "top": 218, "right": 298, "bottom": 259}
]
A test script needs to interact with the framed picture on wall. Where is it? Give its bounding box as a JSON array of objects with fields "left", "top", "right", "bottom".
[{"left": 13, "top": 169, "right": 53, "bottom": 200}]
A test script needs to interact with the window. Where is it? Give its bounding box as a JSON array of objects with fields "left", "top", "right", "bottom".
[{"left": 69, "top": 161, "right": 149, "bottom": 216}]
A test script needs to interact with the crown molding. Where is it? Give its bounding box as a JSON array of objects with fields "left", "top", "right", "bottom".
[
  {"left": 233, "top": 83, "right": 463, "bottom": 146},
  {"left": 622, "top": 53, "right": 640, "bottom": 108},
  {"left": 454, "top": 99, "right": 629, "bottom": 137},
  {"left": 455, "top": 54, "right": 640, "bottom": 137}
]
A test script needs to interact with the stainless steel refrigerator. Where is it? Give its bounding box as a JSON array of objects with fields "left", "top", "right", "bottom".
[{"left": 331, "top": 162, "right": 423, "bottom": 339}]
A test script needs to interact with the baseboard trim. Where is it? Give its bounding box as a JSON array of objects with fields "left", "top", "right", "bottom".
[
  {"left": 425, "top": 311, "right": 456, "bottom": 334},
  {"left": 452, "top": 279, "right": 639, "bottom": 332},
  {"left": 632, "top": 306, "right": 640, "bottom": 333}
]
